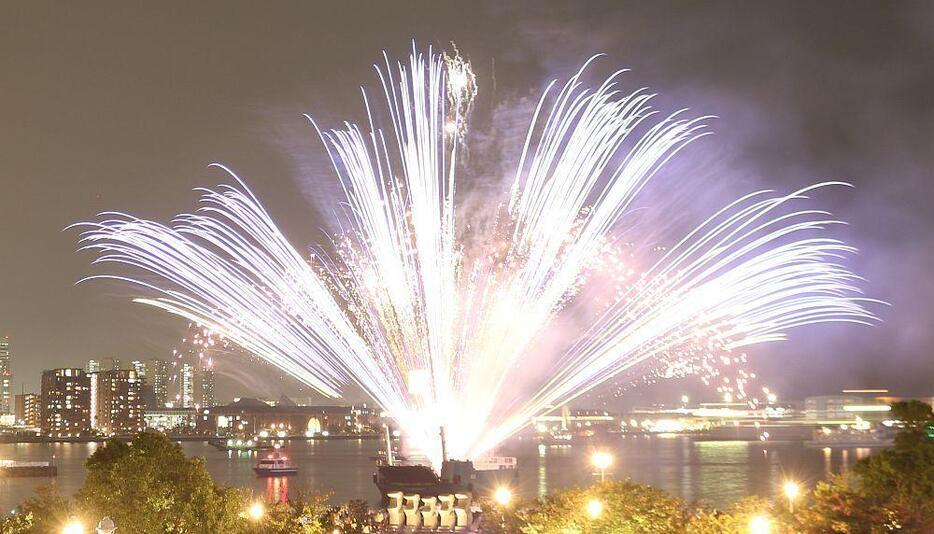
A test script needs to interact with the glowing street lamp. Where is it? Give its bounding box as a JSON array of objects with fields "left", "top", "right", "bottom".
[
  {"left": 494, "top": 486, "right": 512, "bottom": 507},
  {"left": 591, "top": 451, "right": 613, "bottom": 482},
  {"left": 247, "top": 501, "right": 265, "bottom": 522},
  {"left": 586, "top": 499, "right": 603, "bottom": 519},
  {"left": 749, "top": 514, "right": 772, "bottom": 534},
  {"left": 62, "top": 520, "right": 86, "bottom": 534},
  {"left": 782, "top": 480, "right": 801, "bottom": 513}
]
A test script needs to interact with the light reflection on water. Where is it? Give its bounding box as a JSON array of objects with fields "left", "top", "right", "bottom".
[{"left": 0, "top": 436, "right": 872, "bottom": 512}]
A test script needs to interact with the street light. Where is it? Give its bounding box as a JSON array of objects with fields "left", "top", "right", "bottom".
[
  {"left": 248, "top": 501, "right": 265, "bottom": 521},
  {"left": 62, "top": 520, "right": 86, "bottom": 534},
  {"left": 493, "top": 486, "right": 513, "bottom": 531},
  {"left": 591, "top": 451, "right": 612, "bottom": 482},
  {"left": 586, "top": 499, "right": 603, "bottom": 519},
  {"left": 782, "top": 480, "right": 800, "bottom": 513},
  {"left": 749, "top": 514, "right": 772, "bottom": 534},
  {"left": 494, "top": 486, "right": 512, "bottom": 507}
]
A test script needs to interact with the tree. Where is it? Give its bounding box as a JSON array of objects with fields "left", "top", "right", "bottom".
[
  {"left": 518, "top": 480, "right": 688, "bottom": 534},
  {"left": 799, "top": 401, "right": 934, "bottom": 532},
  {"left": 888, "top": 400, "right": 934, "bottom": 440},
  {"left": 0, "top": 484, "right": 75, "bottom": 534},
  {"left": 250, "top": 491, "right": 331, "bottom": 534},
  {"left": 848, "top": 401, "right": 934, "bottom": 530},
  {"left": 686, "top": 497, "right": 785, "bottom": 534},
  {"left": 796, "top": 475, "right": 891, "bottom": 533},
  {"left": 76, "top": 432, "right": 245, "bottom": 533}
]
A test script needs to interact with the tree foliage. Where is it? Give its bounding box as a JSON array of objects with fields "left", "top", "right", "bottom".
[
  {"left": 518, "top": 480, "right": 688, "bottom": 533},
  {"left": 73, "top": 432, "right": 246, "bottom": 533}
]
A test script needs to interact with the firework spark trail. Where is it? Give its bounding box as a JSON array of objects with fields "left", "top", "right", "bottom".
[
  {"left": 470, "top": 186, "right": 879, "bottom": 455},
  {"left": 74, "top": 45, "right": 879, "bottom": 465}
]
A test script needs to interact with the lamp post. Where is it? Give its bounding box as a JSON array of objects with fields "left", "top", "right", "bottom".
[
  {"left": 749, "top": 514, "right": 772, "bottom": 534},
  {"left": 62, "top": 520, "right": 86, "bottom": 534},
  {"left": 782, "top": 481, "right": 800, "bottom": 514},
  {"left": 494, "top": 487, "right": 512, "bottom": 507},
  {"left": 248, "top": 501, "right": 265, "bottom": 522},
  {"left": 494, "top": 486, "right": 512, "bottom": 531},
  {"left": 591, "top": 451, "right": 612, "bottom": 482},
  {"left": 586, "top": 499, "right": 603, "bottom": 520}
]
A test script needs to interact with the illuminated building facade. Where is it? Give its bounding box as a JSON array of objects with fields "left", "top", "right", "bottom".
[
  {"left": 145, "top": 358, "right": 169, "bottom": 408},
  {"left": 40, "top": 368, "right": 91, "bottom": 436},
  {"left": 93, "top": 369, "right": 145, "bottom": 435},
  {"left": 144, "top": 407, "right": 196, "bottom": 433},
  {"left": 201, "top": 397, "right": 379, "bottom": 436},
  {"left": 14, "top": 392, "right": 40, "bottom": 427},
  {"left": 196, "top": 367, "right": 216, "bottom": 408},
  {"left": 180, "top": 363, "right": 194, "bottom": 408},
  {"left": 86, "top": 358, "right": 121, "bottom": 374},
  {"left": 0, "top": 336, "right": 11, "bottom": 415},
  {"left": 805, "top": 389, "right": 892, "bottom": 421}
]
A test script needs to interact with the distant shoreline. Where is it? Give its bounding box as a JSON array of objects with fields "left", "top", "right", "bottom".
[{"left": 0, "top": 433, "right": 383, "bottom": 444}]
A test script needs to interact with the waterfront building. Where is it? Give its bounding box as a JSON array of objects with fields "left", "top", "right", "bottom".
[
  {"left": 145, "top": 358, "right": 169, "bottom": 408},
  {"left": 14, "top": 392, "right": 40, "bottom": 427},
  {"left": 201, "top": 397, "right": 379, "bottom": 436},
  {"left": 144, "top": 407, "right": 196, "bottom": 433},
  {"left": 93, "top": 369, "right": 145, "bottom": 435},
  {"left": 805, "top": 389, "right": 892, "bottom": 421},
  {"left": 0, "top": 336, "right": 11, "bottom": 415},
  {"left": 40, "top": 368, "right": 91, "bottom": 436},
  {"left": 531, "top": 408, "right": 617, "bottom": 433},
  {"left": 180, "top": 363, "right": 194, "bottom": 408}
]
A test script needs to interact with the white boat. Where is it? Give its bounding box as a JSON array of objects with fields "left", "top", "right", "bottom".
[{"left": 253, "top": 451, "right": 298, "bottom": 476}]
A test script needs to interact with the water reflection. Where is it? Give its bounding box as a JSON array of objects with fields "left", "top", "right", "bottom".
[
  {"left": 692, "top": 441, "right": 750, "bottom": 504},
  {"left": 266, "top": 476, "right": 290, "bottom": 503},
  {"left": 1, "top": 437, "right": 875, "bottom": 512}
]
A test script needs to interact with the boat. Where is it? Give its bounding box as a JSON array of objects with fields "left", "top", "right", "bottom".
[
  {"left": 0, "top": 460, "right": 57, "bottom": 478},
  {"left": 373, "top": 458, "right": 518, "bottom": 504},
  {"left": 253, "top": 451, "right": 298, "bottom": 476},
  {"left": 209, "top": 435, "right": 278, "bottom": 451}
]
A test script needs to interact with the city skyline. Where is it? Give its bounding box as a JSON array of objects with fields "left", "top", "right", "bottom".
[{"left": 1, "top": 2, "right": 933, "bottom": 401}]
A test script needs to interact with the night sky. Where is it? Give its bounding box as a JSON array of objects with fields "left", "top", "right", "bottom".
[{"left": 1, "top": 2, "right": 932, "bottom": 403}]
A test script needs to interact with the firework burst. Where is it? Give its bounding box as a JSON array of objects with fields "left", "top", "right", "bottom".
[{"left": 73, "top": 45, "right": 879, "bottom": 466}]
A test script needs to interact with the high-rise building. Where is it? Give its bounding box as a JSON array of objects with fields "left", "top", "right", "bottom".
[
  {"left": 40, "top": 368, "right": 91, "bottom": 436},
  {"left": 86, "top": 358, "right": 121, "bottom": 374},
  {"left": 145, "top": 359, "right": 169, "bottom": 408},
  {"left": 93, "top": 370, "right": 145, "bottom": 435},
  {"left": 180, "top": 363, "right": 194, "bottom": 408},
  {"left": 14, "top": 392, "right": 40, "bottom": 427},
  {"left": 131, "top": 360, "right": 146, "bottom": 376},
  {"left": 196, "top": 367, "right": 216, "bottom": 408},
  {"left": 0, "top": 336, "right": 11, "bottom": 415}
]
